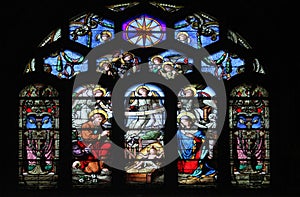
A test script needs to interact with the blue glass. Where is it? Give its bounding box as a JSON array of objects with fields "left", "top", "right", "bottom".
[{"left": 44, "top": 49, "right": 87, "bottom": 79}]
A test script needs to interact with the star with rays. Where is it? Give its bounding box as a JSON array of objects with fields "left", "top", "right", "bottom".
[{"left": 124, "top": 15, "right": 165, "bottom": 47}]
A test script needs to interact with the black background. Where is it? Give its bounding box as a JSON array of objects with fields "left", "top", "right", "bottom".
[{"left": 1, "top": 0, "right": 297, "bottom": 196}]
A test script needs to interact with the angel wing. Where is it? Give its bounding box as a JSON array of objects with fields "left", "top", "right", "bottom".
[
  {"left": 163, "top": 54, "right": 184, "bottom": 63},
  {"left": 149, "top": 90, "right": 162, "bottom": 104},
  {"left": 128, "top": 90, "right": 136, "bottom": 105}
]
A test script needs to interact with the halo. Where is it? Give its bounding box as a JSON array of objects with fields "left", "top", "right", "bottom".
[
  {"left": 101, "top": 30, "right": 112, "bottom": 38},
  {"left": 162, "top": 61, "right": 174, "bottom": 69},
  {"left": 93, "top": 86, "right": 107, "bottom": 96},
  {"left": 183, "top": 86, "right": 197, "bottom": 96},
  {"left": 122, "top": 51, "right": 135, "bottom": 58},
  {"left": 150, "top": 55, "right": 163, "bottom": 63},
  {"left": 177, "top": 111, "right": 196, "bottom": 123},
  {"left": 88, "top": 109, "right": 108, "bottom": 120},
  {"left": 135, "top": 85, "right": 150, "bottom": 95},
  {"left": 98, "top": 60, "right": 111, "bottom": 68},
  {"left": 176, "top": 31, "right": 189, "bottom": 38}
]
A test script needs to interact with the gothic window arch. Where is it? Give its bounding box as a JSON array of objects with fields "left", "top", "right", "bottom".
[
  {"left": 14, "top": 0, "right": 273, "bottom": 195},
  {"left": 18, "top": 84, "right": 60, "bottom": 189}
]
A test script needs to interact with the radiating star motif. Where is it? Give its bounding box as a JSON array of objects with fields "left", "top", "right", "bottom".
[{"left": 124, "top": 15, "right": 165, "bottom": 47}]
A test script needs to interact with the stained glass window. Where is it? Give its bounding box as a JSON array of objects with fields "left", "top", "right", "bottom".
[
  {"left": 72, "top": 83, "right": 113, "bottom": 188},
  {"left": 174, "top": 12, "right": 219, "bottom": 49},
  {"left": 148, "top": 50, "right": 194, "bottom": 78},
  {"left": 106, "top": 2, "right": 140, "bottom": 12},
  {"left": 69, "top": 13, "right": 115, "bottom": 48},
  {"left": 43, "top": 49, "right": 87, "bottom": 79},
  {"left": 124, "top": 83, "right": 166, "bottom": 184},
  {"left": 18, "top": 84, "right": 60, "bottom": 189},
  {"left": 16, "top": 0, "right": 272, "bottom": 193},
  {"left": 24, "top": 58, "right": 36, "bottom": 73},
  {"left": 229, "top": 84, "right": 270, "bottom": 188},
  {"left": 177, "top": 84, "right": 218, "bottom": 187},
  {"left": 201, "top": 50, "right": 245, "bottom": 80},
  {"left": 38, "top": 28, "right": 61, "bottom": 47},
  {"left": 149, "top": 2, "right": 184, "bottom": 13}
]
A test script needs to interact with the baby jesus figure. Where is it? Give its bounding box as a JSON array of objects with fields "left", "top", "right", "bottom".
[{"left": 133, "top": 146, "right": 164, "bottom": 170}]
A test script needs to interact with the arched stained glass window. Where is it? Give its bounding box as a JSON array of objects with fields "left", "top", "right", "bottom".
[
  {"left": 13, "top": 0, "right": 277, "bottom": 195},
  {"left": 18, "top": 84, "right": 60, "bottom": 189},
  {"left": 124, "top": 83, "right": 166, "bottom": 184},
  {"left": 229, "top": 83, "right": 270, "bottom": 187},
  {"left": 177, "top": 84, "right": 218, "bottom": 186},
  {"left": 72, "top": 83, "right": 113, "bottom": 188}
]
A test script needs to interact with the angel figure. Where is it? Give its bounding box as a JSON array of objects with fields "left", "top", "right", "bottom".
[
  {"left": 125, "top": 84, "right": 165, "bottom": 130},
  {"left": 159, "top": 61, "right": 179, "bottom": 80}
]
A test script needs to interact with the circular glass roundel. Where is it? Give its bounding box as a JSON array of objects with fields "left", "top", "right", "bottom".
[{"left": 124, "top": 15, "right": 166, "bottom": 48}]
